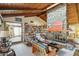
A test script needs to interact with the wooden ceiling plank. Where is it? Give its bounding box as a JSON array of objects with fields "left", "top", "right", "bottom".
[
  {"left": 0, "top": 3, "right": 52, "bottom": 10},
  {"left": 67, "top": 3, "right": 79, "bottom": 24},
  {"left": 0, "top": 3, "right": 58, "bottom": 20}
]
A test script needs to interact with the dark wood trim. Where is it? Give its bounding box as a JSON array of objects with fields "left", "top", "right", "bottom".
[
  {"left": 36, "top": 11, "right": 47, "bottom": 16},
  {"left": 75, "top": 4, "right": 79, "bottom": 23},
  {"left": 2, "top": 13, "right": 41, "bottom": 17},
  {"left": 66, "top": 4, "right": 69, "bottom": 28}
]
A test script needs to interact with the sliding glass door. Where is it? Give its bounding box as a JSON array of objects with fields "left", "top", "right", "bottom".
[
  {"left": 13, "top": 26, "right": 21, "bottom": 37},
  {"left": 6, "top": 22, "right": 22, "bottom": 43}
]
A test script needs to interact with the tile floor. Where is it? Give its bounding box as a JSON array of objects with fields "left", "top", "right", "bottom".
[
  {"left": 9, "top": 36, "right": 21, "bottom": 42},
  {"left": 11, "top": 43, "right": 33, "bottom": 56},
  {"left": 9, "top": 36, "right": 33, "bottom": 56}
]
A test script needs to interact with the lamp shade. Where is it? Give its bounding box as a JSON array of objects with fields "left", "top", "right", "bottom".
[{"left": 0, "top": 31, "right": 8, "bottom": 37}]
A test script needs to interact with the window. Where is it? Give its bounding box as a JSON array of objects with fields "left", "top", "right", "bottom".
[{"left": 15, "top": 18, "right": 22, "bottom": 22}]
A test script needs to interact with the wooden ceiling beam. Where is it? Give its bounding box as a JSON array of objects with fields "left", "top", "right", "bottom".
[
  {"left": 43, "top": 3, "right": 60, "bottom": 12},
  {"left": 36, "top": 3, "right": 60, "bottom": 22},
  {"left": 0, "top": 10, "right": 44, "bottom": 14},
  {"left": 2, "top": 13, "right": 41, "bottom": 17},
  {"left": 37, "top": 3, "right": 60, "bottom": 16},
  {"left": 0, "top": 3, "right": 52, "bottom": 10},
  {"left": 0, "top": 4, "right": 39, "bottom": 10},
  {"left": 38, "top": 13, "right": 47, "bottom": 22}
]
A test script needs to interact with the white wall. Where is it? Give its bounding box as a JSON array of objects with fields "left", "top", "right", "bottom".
[
  {"left": 3, "top": 16, "right": 25, "bottom": 22},
  {"left": 3, "top": 17, "right": 15, "bottom": 22},
  {"left": 3, "top": 16, "right": 46, "bottom": 26},
  {"left": 23, "top": 16, "right": 46, "bottom": 26}
]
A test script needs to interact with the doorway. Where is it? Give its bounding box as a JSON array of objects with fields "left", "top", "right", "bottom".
[{"left": 5, "top": 21, "right": 22, "bottom": 43}]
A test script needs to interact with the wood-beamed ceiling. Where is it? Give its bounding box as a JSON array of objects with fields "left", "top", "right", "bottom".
[
  {"left": 1, "top": 3, "right": 79, "bottom": 23},
  {"left": 0, "top": 3, "right": 52, "bottom": 10},
  {"left": 67, "top": 3, "right": 79, "bottom": 24},
  {"left": 2, "top": 13, "right": 42, "bottom": 17},
  {"left": 0, "top": 3, "right": 59, "bottom": 22}
]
